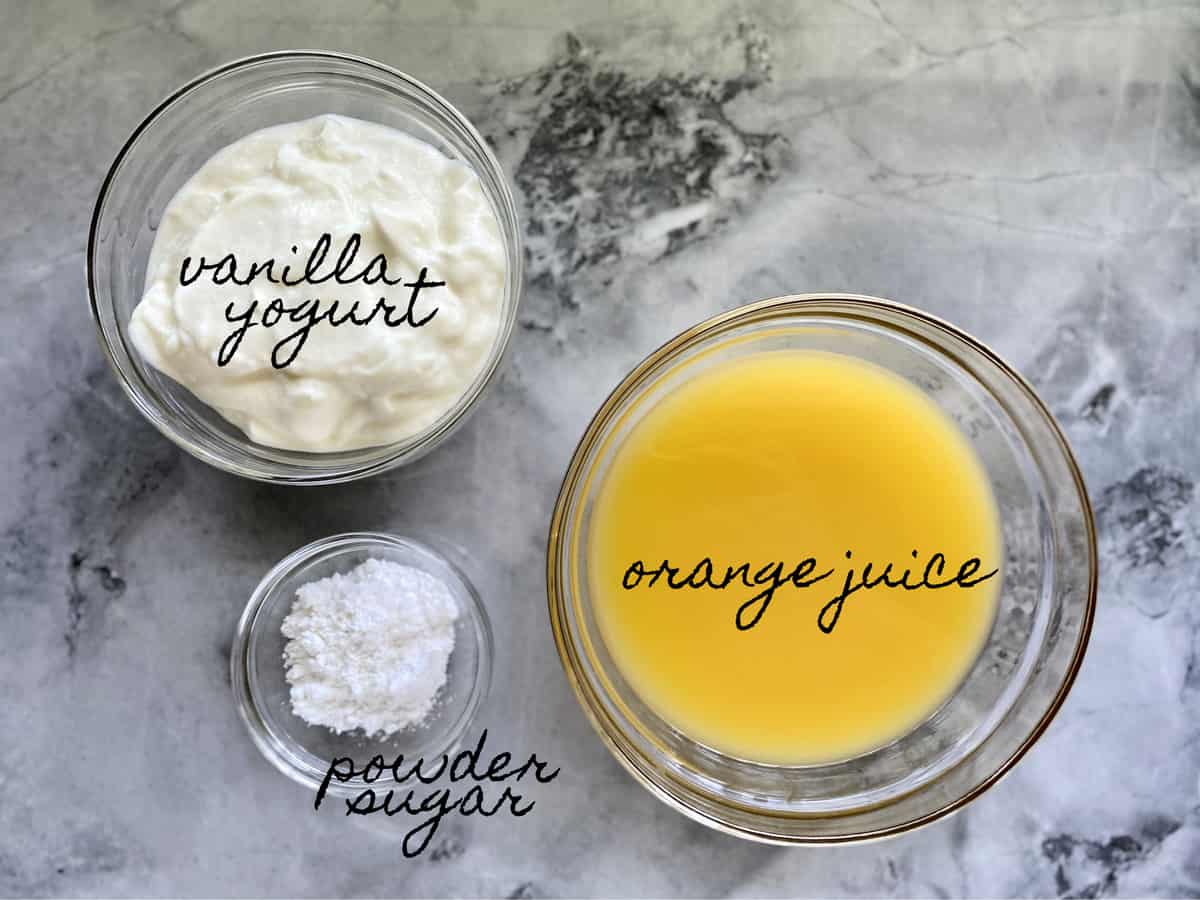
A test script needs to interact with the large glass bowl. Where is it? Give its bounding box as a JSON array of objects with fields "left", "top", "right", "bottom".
[
  {"left": 87, "top": 51, "right": 523, "bottom": 484},
  {"left": 547, "top": 294, "right": 1096, "bottom": 842}
]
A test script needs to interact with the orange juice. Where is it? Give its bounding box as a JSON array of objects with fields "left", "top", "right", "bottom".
[{"left": 589, "top": 350, "right": 1002, "bottom": 764}]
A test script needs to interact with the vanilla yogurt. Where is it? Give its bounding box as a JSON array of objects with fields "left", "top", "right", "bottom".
[{"left": 130, "top": 114, "right": 507, "bottom": 452}]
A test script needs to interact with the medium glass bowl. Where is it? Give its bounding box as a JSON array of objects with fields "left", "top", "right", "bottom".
[
  {"left": 547, "top": 294, "right": 1097, "bottom": 843},
  {"left": 231, "top": 532, "right": 493, "bottom": 795},
  {"left": 88, "top": 50, "right": 523, "bottom": 484}
]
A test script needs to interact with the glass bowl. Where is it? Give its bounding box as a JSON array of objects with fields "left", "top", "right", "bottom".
[
  {"left": 87, "top": 50, "right": 523, "bottom": 484},
  {"left": 231, "top": 532, "right": 493, "bottom": 794},
  {"left": 547, "top": 294, "right": 1097, "bottom": 843}
]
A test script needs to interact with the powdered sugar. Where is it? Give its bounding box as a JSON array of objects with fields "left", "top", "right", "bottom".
[{"left": 281, "top": 558, "right": 458, "bottom": 737}]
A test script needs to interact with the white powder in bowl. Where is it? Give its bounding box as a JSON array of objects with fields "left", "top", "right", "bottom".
[{"left": 281, "top": 557, "right": 459, "bottom": 737}]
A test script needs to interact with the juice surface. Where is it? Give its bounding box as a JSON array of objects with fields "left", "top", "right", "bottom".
[{"left": 588, "top": 350, "right": 1002, "bottom": 764}]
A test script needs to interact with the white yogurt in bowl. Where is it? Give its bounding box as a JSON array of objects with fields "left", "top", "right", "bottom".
[{"left": 129, "top": 114, "right": 507, "bottom": 453}]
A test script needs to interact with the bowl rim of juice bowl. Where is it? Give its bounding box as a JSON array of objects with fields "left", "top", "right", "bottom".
[
  {"left": 86, "top": 49, "right": 523, "bottom": 484},
  {"left": 546, "top": 293, "right": 1097, "bottom": 844}
]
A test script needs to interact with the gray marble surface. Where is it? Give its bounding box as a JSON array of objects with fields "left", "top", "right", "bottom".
[{"left": 2, "top": 0, "right": 1199, "bottom": 896}]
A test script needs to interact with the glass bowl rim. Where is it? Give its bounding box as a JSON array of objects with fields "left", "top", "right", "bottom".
[
  {"left": 86, "top": 49, "right": 523, "bottom": 485},
  {"left": 230, "top": 530, "right": 495, "bottom": 794},
  {"left": 545, "top": 292, "right": 1098, "bottom": 844}
]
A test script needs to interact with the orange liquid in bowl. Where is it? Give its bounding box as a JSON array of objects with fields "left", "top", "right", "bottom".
[{"left": 588, "top": 350, "right": 1002, "bottom": 765}]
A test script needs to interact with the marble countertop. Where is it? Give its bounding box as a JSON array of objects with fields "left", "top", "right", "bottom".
[{"left": 2, "top": 1, "right": 1198, "bottom": 896}]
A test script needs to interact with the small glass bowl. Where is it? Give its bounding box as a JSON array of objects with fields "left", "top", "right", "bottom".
[
  {"left": 547, "top": 294, "right": 1097, "bottom": 843},
  {"left": 231, "top": 532, "right": 493, "bottom": 795},
  {"left": 88, "top": 51, "right": 523, "bottom": 484}
]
